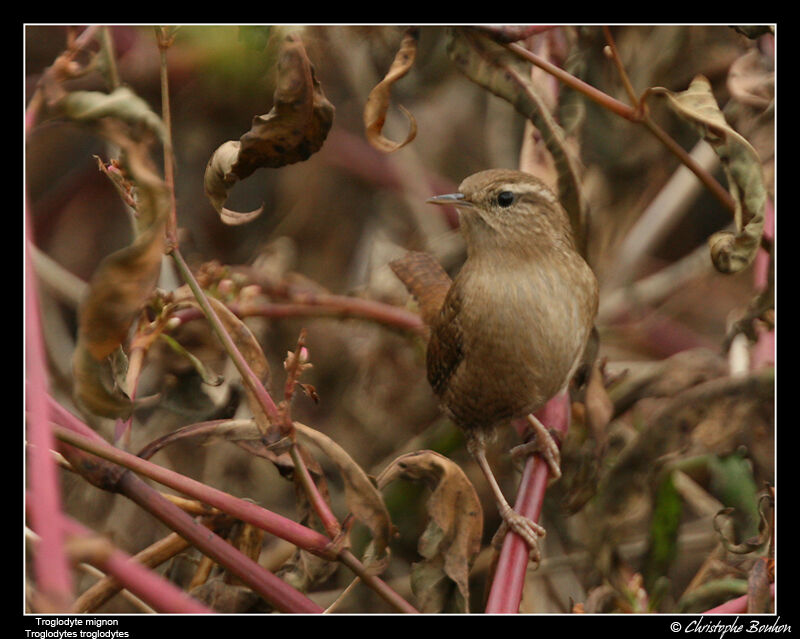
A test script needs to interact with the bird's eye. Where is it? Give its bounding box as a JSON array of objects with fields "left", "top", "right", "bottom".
[{"left": 497, "top": 191, "right": 515, "bottom": 207}]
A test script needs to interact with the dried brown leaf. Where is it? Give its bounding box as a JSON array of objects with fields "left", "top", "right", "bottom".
[
  {"left": 584, "top": 362, "right": 613, "bottom": 444},
  {"left": 376, "top": 450, "right": 483, "bottom": 613},
  {"left": 72, "top": 136, "right": 169, "bottom": 418},
  {"left": 175, "top": 292, "right": 273, "bottom": 434},
  {"left": 364, "top": 27, "right": 419, "bottom": 153},
  {"left": 190, "top": 577, "right": 262, "bottom": 613},
  {"left": 652, "top": 76, "right": 766, "bottom": 274},
  {"left": 204, "top": 33, "right": 335, "bottom": 223},
  {"left": 58, "top": 86, "right": 167, "bottom": 143},
  {"left": 294, "top": 421, "right": 392, "bottom": 566}
]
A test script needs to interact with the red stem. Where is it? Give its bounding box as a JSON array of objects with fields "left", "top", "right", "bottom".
[
  {"left": 26, "top": 499, "right": 213, "bottom": 614},
  {"left": 25, "top": 213, "right": 73, "bottom": 611},
  {"left": 704, "top": 583, "right": 774, "bottom": 614},
  {"left": 485, "top": 393, "right": 571, "bottom": 613},
  {"left": 48, "top": 404, "right": 334, "bottom": 558}
]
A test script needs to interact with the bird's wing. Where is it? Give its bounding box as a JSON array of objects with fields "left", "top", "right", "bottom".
[
  {"left": 426, "top": 285, "right": 464, "bottom": 398},
  {"left": 389, "top": 251, "right": 452, "bottom": 327}
]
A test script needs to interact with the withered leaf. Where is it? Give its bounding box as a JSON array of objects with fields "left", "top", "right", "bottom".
[
  {"left": 58, "top": 86, "right": 167, "bottom": 143},
  {"left": 204, "top": 33, "right": 335, "bottom": 223},
  {"left": 584, "top": 362, "right": 613, "bottom": 445},
  {"left": 364, "top": 27, "right": 419, "bottom": 153},
  {"left": 294, "top": 421, "right": 392, "bottom": 568},
  {"left": 652, "top": 76, "right": 766, "bottom": 274},
  {"left": 376, "top": 450, "right": 483, "bottom": 613},
  {"left": 72, "top": 136, "right": 169, "bottom": 419},
  {"left": 445, "top": 27, "right": 588, "bottom": 256},
  {"left": 174, "top": 291, "right": 272, "bottom": 434},
  {"left": 278, "top": 444, "right": 341, "bottom": 594}
]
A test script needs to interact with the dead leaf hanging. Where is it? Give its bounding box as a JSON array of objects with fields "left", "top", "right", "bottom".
[
  {"left": 652, "top": 75, "right": 767, "bottom": 274},
  {"left": 294, "top": 421, "right": 392, "bottom": 569},
  {"left": 72, "top": 135, "right": 169, "bottom": 419},
  {"left": 364, "top": 27, "right": 419, "bottom": 153},
  {"left": 171, "top": 290, "right": 273, "bottom": 434},
  {"left": 376, "top": 450, "right": 483, "bottom": 613},
  {"left": 59, "top": 86, "right": 167, "bottom": 144},
  {"left": 203, "top": 33, "right": 335, "bottom": 224}
]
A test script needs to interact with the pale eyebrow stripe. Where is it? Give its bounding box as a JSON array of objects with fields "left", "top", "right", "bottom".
[{"left": 498, "top": 182, "right": 557, "bottom": 204}]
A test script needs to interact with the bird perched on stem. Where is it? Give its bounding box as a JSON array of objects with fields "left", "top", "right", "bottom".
[{"left": 392, "top": 168, "right": 598, "bottom": 564}]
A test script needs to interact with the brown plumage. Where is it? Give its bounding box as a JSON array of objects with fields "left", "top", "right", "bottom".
[{"left": 393, "top": 168, "right": 598, "bottom": 565}]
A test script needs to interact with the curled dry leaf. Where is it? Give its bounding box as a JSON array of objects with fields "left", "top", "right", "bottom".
[
  {"left": 583, "top": 362, "right": 614, "bottom": 445},
  {"left": 445, "top": 27, "right": 589, "bottom": 256},
  {"left": 652, "top": 76, "right": 766, "bottom": 274},
  {"left": 294, "top": 422, "right": 392, "bottom": 569},
  {"left": 174, "top": 290, "right": 272, "bottom": 434},
  {"left": 59, "top": 86, "right": 167, "bottom": 143},
  {"left": 376, "top": 450, "right": 483, "bottom": 613},
  {"left": 203, "top": 33, "right": 335, "bottom": 223},
  {"left": 72, "top": 135, "right": 169, "bottom": 418},
  {"left": 364, "top": 27, "right": 419, "bottom": 153}
]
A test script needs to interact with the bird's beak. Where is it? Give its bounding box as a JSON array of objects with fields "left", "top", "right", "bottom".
[{"left": 426, "top": 193, "right": 472, "bottom": 208}]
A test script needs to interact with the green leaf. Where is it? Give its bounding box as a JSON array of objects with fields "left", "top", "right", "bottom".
[
  {"left": 709, "top": 452, "right": 760, "bottom": 540},
  {"left": 642, "top": 472, "right": 683, "bottom": 591}
]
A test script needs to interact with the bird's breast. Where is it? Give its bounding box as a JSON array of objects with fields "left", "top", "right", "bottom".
[{"left": 437, "top": 254, "right": 595, "bottom": 428}]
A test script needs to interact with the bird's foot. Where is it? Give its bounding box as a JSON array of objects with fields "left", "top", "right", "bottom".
[
  {"left": 511, "top": 413, "right": 562, "bottom": 481},
  {"left": 492, "top": 505, "right": 547, "bottom": 567}
]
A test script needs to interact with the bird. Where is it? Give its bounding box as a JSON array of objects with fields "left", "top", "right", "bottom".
[{"left": 401, "top": 168, "right": 598, "bottom": 564}]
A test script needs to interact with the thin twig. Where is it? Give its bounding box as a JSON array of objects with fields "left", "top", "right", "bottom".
[
  {"left": 155, "top": 27, "right": 178, "bottom": 247},
  {"left": 170, "top": 248, "right": 281, "bottom": 423},
  {"left": 25, "top": 217, "right": 74, "bottom": 611},
  {"left": 504, "top": 38, "right": 738, "bottom": 218},
  {"left": 51, "top": 415, "right": 418, "bottom": 613},
  {"left": 99, "top": 26, "right": 121, "bottom": 90},
  {"left": 602, "top": 26, "right": 639, "bottom": 107}
]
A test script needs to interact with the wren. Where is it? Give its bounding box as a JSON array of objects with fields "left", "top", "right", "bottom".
[{"left": 422, "top": 168, "right": 598, "bottom": 564}]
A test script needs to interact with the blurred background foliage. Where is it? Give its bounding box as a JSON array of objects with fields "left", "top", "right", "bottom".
[{"left": 25, "top": 25, "right": 774, "bottom": 613}]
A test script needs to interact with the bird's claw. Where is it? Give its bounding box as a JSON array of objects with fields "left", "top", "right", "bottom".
[
  {"left": 494, "top": 506, "right": 547, "bottom": 567},
  {"left": 511, "top": 414, "right": 562, "bottom": 481}
]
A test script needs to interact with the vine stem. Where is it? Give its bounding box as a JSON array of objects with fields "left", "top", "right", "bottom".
[
  {"left": 504, "top": 36, "right": 738, "bottom": 218},
  {"left": 25, "top": 214, "right": 74, "bottom": 611},
  {"left": 50, "top": 419, "right": 418, "bottom": 612},
  {"left": 485, "top": 393, "right": 570, "bottom": 613},
  {"left": 156, "top": 26, "right": 178, "bottom": 247},
  {"left": 171, "top": 246, "right": 343, "bottom": 540},
  {"left": 152, "top": 29, "right": 401, "bottom": 608},
  {"left": 170, "top": 247, "right": 282, "bottom": 423}
]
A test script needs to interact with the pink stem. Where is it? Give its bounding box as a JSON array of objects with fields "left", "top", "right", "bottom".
[
  {"left": 25, "top": 210, "right": 73, "bottom": 610},
  {"left": 485, "top": 393, "right": 570, "bottom": 613},
  {"left": 704, "top": 583, "right": 775, "bottom": 614},
  {"left": 26, "top": 498, "right": 212, "bottom": 614}
]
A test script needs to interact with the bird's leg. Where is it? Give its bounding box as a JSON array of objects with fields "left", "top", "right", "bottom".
[
  {"left": 466, "top": 432, "right": 546, "bottom": 565},
  {"left": 510, "top": 413, "right": 562, "bottom": 481}
]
